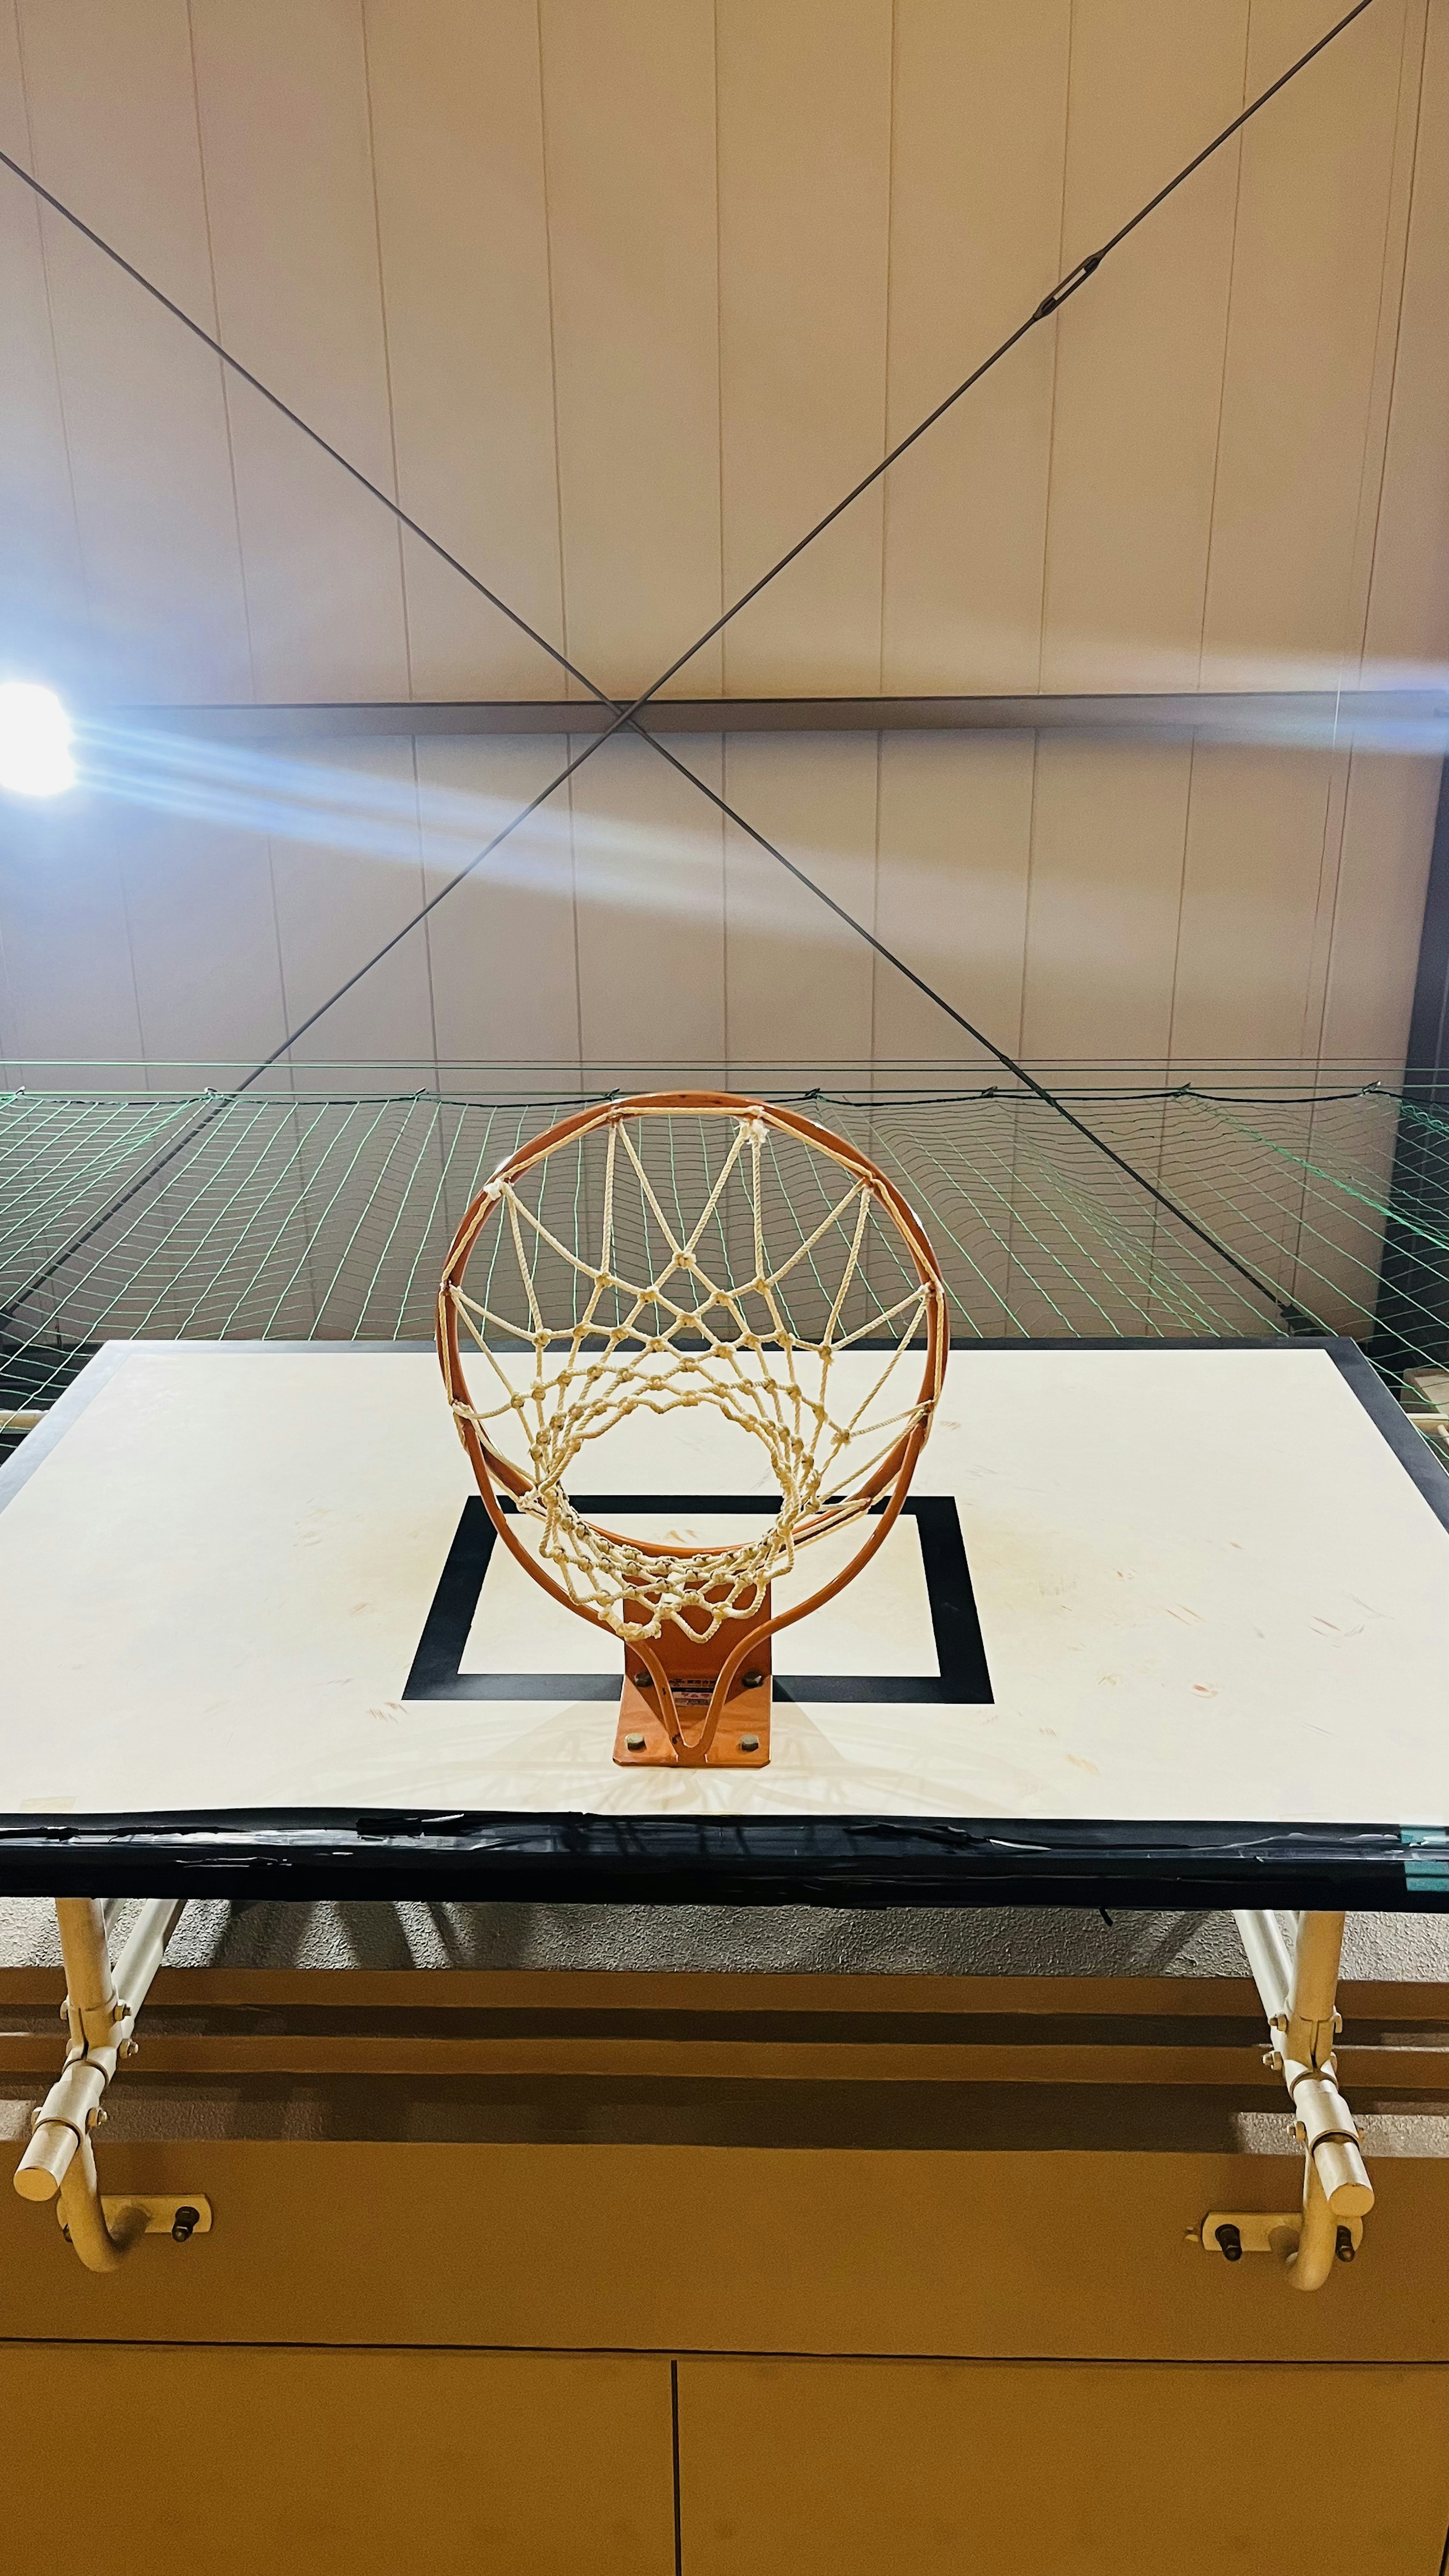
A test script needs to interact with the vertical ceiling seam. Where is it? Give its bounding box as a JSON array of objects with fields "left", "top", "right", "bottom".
[
  {"left": 1194, "top": 0, "right": 1253, "bottom": 689},
  {"left": 1298, "top": 756, "right": 1351, "bottom": 1071},
  {"left": 565, "top": 736, "right": 584, "bottom": 1081},
  {"left": 1305, "top": 0, "right": 1425, "bottom": 1082},
  {"left": 868, "top": 731, "right": 884, "bottom": 1067},
  {"left": 358, "top": 0, "right": 434, "bottom": 1092},
  {"left": 1154, "top": 731, "right": 1204, "bottom": 1313},
  {"left": 1034, "top": 0, "right": 1077, "bottom": 697},
  {"left": 534, "top": 0, "right": 574, "bottom": 697},
  {"left": 711, "top": 3, "right": 729, "bottom": 1063},
  {"left": 10, "top": 0, "right": 95, "bottom": 657},
  {"left": 711, "top": 0, "right": 727, "bottom": 693},
  {"left": 1018, "top": 0, "right": 1075, "bottom": 1133},
  {"left": 1346, "top": 0, "right": 1430, "bottom": 677},
  {"left": 715, "top": 733, "right": 729, "bottom": 1074},
  {"left": 407, "top": 735, "right": 442, "bottom": 1089},
  {"left": 1163, "top": 734, "right": 1201, "bottom": 1079},
  {"left": 1019, "top": 729, "right": 1042, "bottom": 1065},
  {"left": 184, "top": 0, "right": 258, "bottom": 706},
  {"left": 108, "top": 820, "right": 149, "bottom": 1080},
  {"left": 877, "top": 0, "right": 900, "bottom": 700},
  {"left": 870, "top": 0, "right": 900, "bottom": 1072},
  {"left": 11, "top": 11, "right": 140, "bottom": 1077},
  {"left": 358, "top": 0, "right": 417, "bottom": 707}
]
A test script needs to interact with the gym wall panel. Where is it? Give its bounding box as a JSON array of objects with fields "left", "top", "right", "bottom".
[
  {"left": 265, "top": 736, "right": 434, "bottom": 1080},
  {"left": 188, "top": 0, "right": 411, "bottom": 705},
  {"left": 1338, "top": 0, "right": 1434, "bottom": 665},
  {"left": 572, "top": 730, "right": 726, "bottom": 1068},
  {"left": 1317, "top": 749, "right": 1442, "bottom": 1063},
  {"left": 3, "top": 720, "right": 1428, "bottom": 1089},
  {"left": 1020, "top": 738, "right": 1192, "bottom": 1062},
  {"left": 11, "top": 0, "right": 253, "bottom": 704},
  {"left": 716, "top": 0, "right": 892, "bottom": 696},
  {"left": 871, "top": 730, "right": 1034, "bottom": 1064},
  {"left": 879, "top": 0, "right": 1069, "bottom": 698},
  {"left": 0, "top": 2344, "right": 676, "bottom": 2576},
  {"left": 419, "top": 732, "right": 582, "bottom": 1080},
  {"left": 540, "top": 0, "right": 724, "bottom": 700},
  {"left": 1040, "top": 0, "right": 1248, "bottom": 697},
  {"left": 0, "top": 787, "right": 144, "bottom": 1076},
  {"left": 0, "top": 0, "right": 1443, "bottom": 708},
  {"left": 1166, "top": 746, "right": 1335, "bottom": 1066},
  {"left": 363, "top": 0, "right": 568, "bottom": 704},
  {"left": 675, "top": 2356, "right": 1449, "bottom": 2576},
  {"left": 1362, "top": 0, "right": 1449, "bottom": 672},
  {"left": 112, "top": 798, "right": 289, "bottom": 1079},
  {"left": 721, "top": 732, "right": 878, "bottom": 1066},
  {"left": 1201, "top": 0, "right": 1416, "bottom": 687},
  {"left": 0, "top": 12, "right": 90, "bottom": 692},
  {"left": 9, "top": 2136, "right": 1449, "bottom": 2361},
  {"left": 0, "top": 1, "right": 1442, "bottom": 1091}
]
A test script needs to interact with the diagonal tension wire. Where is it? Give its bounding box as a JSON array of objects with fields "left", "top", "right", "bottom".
[
  {"left": 0, "top": 0, "right": 1377, "bottom": 1328},
  {"left": 0, "top": 152, "right": 610, "bottom": 711},
  {"left": 638, "top": 733, "right": 1296, "bottom": 1307},
  {"left": 600, "top": 0, "right": 1382, "bottom": 714}
]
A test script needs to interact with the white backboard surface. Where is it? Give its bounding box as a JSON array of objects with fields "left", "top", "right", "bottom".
[{"left": 0, "top": 1339, "right": 1446, "bottom": 1857}]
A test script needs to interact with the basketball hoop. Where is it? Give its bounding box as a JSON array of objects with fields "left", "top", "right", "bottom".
[{"left": 436, "top": 1092, "right": 947, "bottom": 1766}]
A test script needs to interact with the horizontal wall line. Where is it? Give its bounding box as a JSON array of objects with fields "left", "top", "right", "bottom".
[{"left": 88, "top": 691, "right": 1449, "bottom": 745}]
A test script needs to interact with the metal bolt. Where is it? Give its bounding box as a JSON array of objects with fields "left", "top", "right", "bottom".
[
  {"left": 740, "top": 1670, "right": 764, "bottom": 1690},
  {"left": 625, "top": 1733, "right": 646, "bottom": 1752},
  {"left": 634, "top": 1672, "right": 653, "bottom": 1689},
  {"left": 738, "top": 1736, "right": 760, "bottom": 1754},
  {"left": 172, "top": 2206, "right": 200, "bottom": 2244},
  {"left": 1214, "top": 2223, "right": 1244, "bottom": 2263},
  {"left": 1335, "top": 2226, "right": 1356, "bottom": 2264}
]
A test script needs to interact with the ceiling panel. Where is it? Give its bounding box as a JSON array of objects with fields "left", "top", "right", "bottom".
[
  {"left": 0, "top": 0, "right": 1440, "bottom": 707},
  {"left": 879, "top": 0, "right": 1069, "bottom": 698},
  {"left": 364, "top": 0, "right": 568, "bottom": 701},
  {"left": 540, "top": 0, "right": 724, "bottom": 698}
]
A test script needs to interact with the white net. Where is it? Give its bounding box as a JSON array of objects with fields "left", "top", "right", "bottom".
[{"left": 442, "top": 1102, "right": 942, "bottom": 1644}]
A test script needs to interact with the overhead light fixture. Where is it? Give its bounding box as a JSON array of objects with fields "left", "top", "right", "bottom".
[{"left": 0, "top": 683, "right": 75, "bottom": 797}]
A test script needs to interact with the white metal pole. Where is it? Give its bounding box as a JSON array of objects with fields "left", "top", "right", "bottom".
[
  {"left": 12, "top": 1895, "right": 186, "bottom": 2271},
  {"left": 111, "top": 1898, "right": 183, "bottom": 2018},
  {"left": 1285, "top": 2144, "right": 1338, "bottom": 2293},
  {"left": 1232, "top": 1908, "right": 1294, "bottom": 2021}
]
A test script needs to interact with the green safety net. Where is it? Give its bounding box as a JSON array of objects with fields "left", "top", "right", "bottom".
[{"left": 1, "top": 1076, "right": 1446, "bottom": 1420}]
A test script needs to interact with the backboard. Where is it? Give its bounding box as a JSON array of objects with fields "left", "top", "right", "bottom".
[{"left": 0, "top": 1337, "right": 1446, "bottom": 1907}]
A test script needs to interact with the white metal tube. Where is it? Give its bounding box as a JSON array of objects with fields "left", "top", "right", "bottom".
[
  {"left": 13, "top": 2053, "right": 112, "bottom": 2200},
  {"left": 1232, "top": 1908, "right": 1294, "bottom": 2021},
  {"left": 14, "top": 1897, "right": 183, "bottom": 2267},
  {"left": 1289, "top": 1911, "right": 1346, "bottom": 2029},
  {"left": 111, "top": 1898, "right": 183, "bottom": 2016},
  {"left": 55, "top": 2132, "right": 145, "bottom": 2273},
  {"left": 1286, "top": 2150, "right": 1338, "bottom": 2293},
  {"left": 1286, "top": 1910, "right": 1346, "bottom": 2074},
  {"left": 54, "top": 1897, "right": 121, "bottom": 2050},
  {"left": 1285, "top": 2064, "right": 1374, "bottom": 2217}
]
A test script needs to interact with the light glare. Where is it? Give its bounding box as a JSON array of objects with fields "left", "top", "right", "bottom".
[{"left": 0, "top": 683, "right": 75, "bottom": 797}]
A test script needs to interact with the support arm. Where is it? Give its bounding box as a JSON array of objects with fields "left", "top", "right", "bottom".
[
  {"left": 13, "top": 1897, "right": 189, "bottom": 2271},
  {"left": 1222, "top": 1909, "right": 1373, "bottom": 2290}
]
